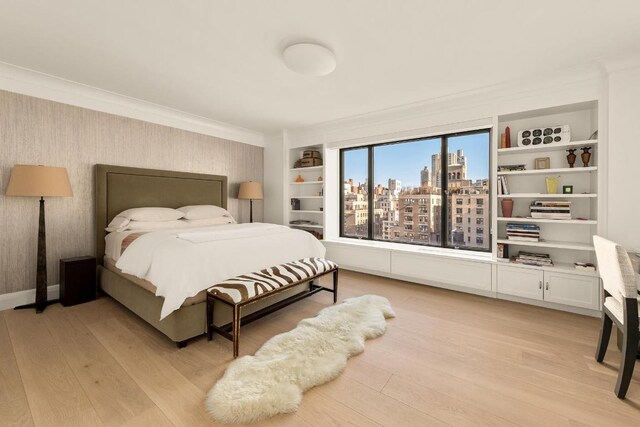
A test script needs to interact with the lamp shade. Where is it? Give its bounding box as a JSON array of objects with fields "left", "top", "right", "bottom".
[
  {"left": 5, "top": 165, "right": 73, "bottom": 197},
  {"left": 237, "top": 181, "right": 263, "bottom": 200}
]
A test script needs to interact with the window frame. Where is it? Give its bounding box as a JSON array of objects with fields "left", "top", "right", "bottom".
[{"left": 339, "top": 128, "right": 491, "bottom": 253}]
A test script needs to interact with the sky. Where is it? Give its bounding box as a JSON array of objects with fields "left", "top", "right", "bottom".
[{"left": 343, "top": 132, "right": 490, "bottom": 188}]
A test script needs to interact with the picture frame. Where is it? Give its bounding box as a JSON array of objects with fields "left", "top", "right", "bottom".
[
  {"left": 534, "top": 157, "right": 550, "bottom": 170},
  {"left": 562, "top": 185, "right": 574, "bottom": 194}
]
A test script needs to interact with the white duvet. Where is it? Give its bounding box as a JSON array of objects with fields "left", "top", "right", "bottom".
[{"left": 114, "top": 223, "right": 326, "bottom": 320}]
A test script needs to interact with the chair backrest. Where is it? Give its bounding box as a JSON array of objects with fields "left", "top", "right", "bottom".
[{"left": 593, "top": 235, "right": 637, "bottom": 302}]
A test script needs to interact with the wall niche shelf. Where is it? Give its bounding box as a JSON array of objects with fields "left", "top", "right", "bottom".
[
  {"left": 497, "top": 139, "right": 597, "bottom": 154},
  {"left": 497, "top": 217, "right": 597, "bottom": 225},
  {"left": 496, "top": 239, "right": 595, "bottom": 251},
  {"left": 289, "top": 165, "right": 323, "bottom": 172},
  {"left": 497, "top": 193, "right": 597, "bottom": 199},
  {"left": 498, "top": 166, "right": 597, "bottom": 176}
]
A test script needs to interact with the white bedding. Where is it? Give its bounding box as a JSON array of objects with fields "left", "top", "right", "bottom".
[{"left": 113, "top": 223, "right": 326, "bottom": 320}]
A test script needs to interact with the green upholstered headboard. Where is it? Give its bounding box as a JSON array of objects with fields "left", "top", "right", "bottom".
[{"left": 95, "top": 164, "right": 228, "bottom": 265}]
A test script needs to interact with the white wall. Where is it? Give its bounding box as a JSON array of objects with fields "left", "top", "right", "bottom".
[
  {"left": 606, "top": 65, "right": 640, "bottom": 250},
  {"left": 263, "top": 131, "right": 287, "bottom": 224}
]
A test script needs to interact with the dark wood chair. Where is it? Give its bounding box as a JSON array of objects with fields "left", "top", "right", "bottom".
[{"left": 593, "top": 235, "right": 639, "bottom": 399}]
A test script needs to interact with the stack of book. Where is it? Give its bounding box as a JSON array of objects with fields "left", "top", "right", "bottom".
[
  {"left": 530, "top": 200, "right": 571, "bottom": 219},
  {"left": 512, "top": 251, "right": 553, "bottom": 267},
  {"left": 497, "top": 164, "right": 526, "bottom": 172},
  {"left": 506, "top": 223, "right": 540, "bottom": 242}
]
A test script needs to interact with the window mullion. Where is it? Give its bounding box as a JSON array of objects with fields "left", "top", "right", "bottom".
[
  {"left": 367, "top": 146, "right": 374, "bottom": 240},
  {"left": 440, "top": 136, "right": 448, "bottom": 248}
]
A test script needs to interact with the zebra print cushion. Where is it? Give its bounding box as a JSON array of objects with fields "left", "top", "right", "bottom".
[{"left": 207, "top": 257, "right": 338, "bottom": 304}]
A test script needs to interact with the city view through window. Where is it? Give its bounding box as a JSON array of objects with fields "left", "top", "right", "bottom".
[{"left": 341, "top": 131, "right": 490, "bottom": 251}]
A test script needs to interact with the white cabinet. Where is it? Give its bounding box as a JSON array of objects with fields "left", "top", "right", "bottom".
[
  {"left": 497, "top": 264, "right": 600, "bottom": 310},
  {"left": 497, "top": 265, "right": 543, "bottom": 300},
  {"left": 543, "top": 271, "right": 600, "bottom": 310},
  {"left": 391, "top": 252, "right": 492, "bottom": 291}
]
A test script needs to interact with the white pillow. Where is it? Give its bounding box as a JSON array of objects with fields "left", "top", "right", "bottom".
[
  {"left": 105, "top": 216, "right": 131, "bottom": 232},
  {"left": 177, "top": 205, "right": 232, "bottom": 220},
  {"left": 125, "top": 220, "right": 189, "bottom": 231},
  {"left": 182, "top": 217, "right": 236, "bottom": 227},
  {"left": 116, "top": 207, "right": 184, "bottom": 222}
]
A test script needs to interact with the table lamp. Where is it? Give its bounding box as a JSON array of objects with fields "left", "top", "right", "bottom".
[
  {"left": 237, "top": 181, "right": 263, "bottom": 223},
  {"left": 5, "top": 165, "right": 73, "bottom": 313}
]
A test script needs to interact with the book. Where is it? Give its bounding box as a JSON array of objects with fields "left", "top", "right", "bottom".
[{"left": 574, "top": 262, "right": 596, "bottom": 271}]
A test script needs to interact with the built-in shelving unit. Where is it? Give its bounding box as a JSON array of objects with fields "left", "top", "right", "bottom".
[
  {"left": 495, "top": 100, "right": 600, "bottom": 277},
  {"left": 287, "top": 145, "right": 325, "bottom": 239}
]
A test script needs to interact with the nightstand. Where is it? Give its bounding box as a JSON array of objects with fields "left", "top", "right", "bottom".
[{"left": 59, "top": 256, "right": 97, "bottom": 306}]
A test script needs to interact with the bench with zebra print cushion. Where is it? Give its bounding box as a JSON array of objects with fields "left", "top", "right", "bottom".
[{"left": 206, "top": 257, "right": 339, "bottom": 357}]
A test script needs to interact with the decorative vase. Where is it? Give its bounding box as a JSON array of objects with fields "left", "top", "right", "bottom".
[
  {"left": 501, "top": 198, "right": 514, "bottom": 218},
  {"left": 566, "top": 149, "right": 577, "bottom": 168},
  {"left": 581, "top": 147, "right": 592, "bottom": 167},
  {"left": 545, "top": 176, "right": 560, "bottom": 194},
  {"left": 295, "top": 175, "right": 305, "bottom": 183}
]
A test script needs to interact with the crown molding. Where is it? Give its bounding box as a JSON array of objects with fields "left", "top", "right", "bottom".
[
  {"left": 289, "top": 63, "right": 605, "bottom": 145},
  {"left": 0, "top": 62, "right": 265, "bottom": 146}
]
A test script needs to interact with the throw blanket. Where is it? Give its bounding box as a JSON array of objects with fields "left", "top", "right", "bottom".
[
  {"left": 115, "top": 223, "right": 325, "bottom": 319},
  {"left": 205, "top": 295, "right": 395, "bottom": 424}
]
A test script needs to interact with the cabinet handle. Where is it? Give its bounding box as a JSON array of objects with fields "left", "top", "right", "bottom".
[
  {"left": 545, "top": 282, "right": 549, "bottom": 291},
  {"left": 539, "top": 280, "right": 542, "bottom": 289}
]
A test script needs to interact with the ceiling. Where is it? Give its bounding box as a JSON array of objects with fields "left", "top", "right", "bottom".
[{"left": 1, "top": 1, "right": 639, "bottom": 133}]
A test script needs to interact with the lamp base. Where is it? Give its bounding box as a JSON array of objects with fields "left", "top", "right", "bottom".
[{"left": 14, "top": 299, "right": 60, "bottom": 314}]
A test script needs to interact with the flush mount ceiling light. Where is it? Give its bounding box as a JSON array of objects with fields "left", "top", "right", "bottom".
[{"left": 282, "top": 43, "right": 336, "bottom": 76}]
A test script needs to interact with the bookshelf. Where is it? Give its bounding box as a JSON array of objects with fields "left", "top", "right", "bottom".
[
  {"left": 495, "top": 101, "right": 600, "bottom": 270},
  {"left": 287, "top": 145, "right": 325, "bottom": 238}
]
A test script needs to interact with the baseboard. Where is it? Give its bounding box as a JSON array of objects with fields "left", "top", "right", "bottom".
[{"left": 0, "top": 284, "right": 60, "bottom": 312}]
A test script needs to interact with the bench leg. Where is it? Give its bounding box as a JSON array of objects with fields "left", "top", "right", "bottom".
[
  {"left": 333, "top": 269, "right": 339, "bottom": 303},
  {"left": 207, "top": 297, "right": 213, "bottom": 341},
  {"left": 232, "top": 305, "right": 241, "bottom": 358}
]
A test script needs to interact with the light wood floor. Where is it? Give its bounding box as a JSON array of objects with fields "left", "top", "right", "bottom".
[{"left": 1, "top": 270, "right": 640, "bottom": 426}]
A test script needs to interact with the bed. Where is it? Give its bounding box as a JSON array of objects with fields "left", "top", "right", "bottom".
[{"left": 95, "top": 164, "right": 323, "bottom": 347}]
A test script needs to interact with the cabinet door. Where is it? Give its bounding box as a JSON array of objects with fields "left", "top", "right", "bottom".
[
  {"left": 543, "top": 272, "right": 600, "bottom": 310},
  {"left": 497, "top": 265, "right": 544, "bottom": 300}
]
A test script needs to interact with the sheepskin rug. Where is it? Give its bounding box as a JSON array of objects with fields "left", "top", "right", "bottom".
[{"left": 205, "top": 294, "right": 395, "bottom": 424}]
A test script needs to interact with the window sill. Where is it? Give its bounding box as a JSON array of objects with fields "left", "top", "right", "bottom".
[{"left": 323, "top": 237, "right": 493, "bottom": 262}]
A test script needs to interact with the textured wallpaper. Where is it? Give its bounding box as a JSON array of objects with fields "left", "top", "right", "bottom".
[{"left": 0, "top": 90, "right": 263, "bottom": 295}]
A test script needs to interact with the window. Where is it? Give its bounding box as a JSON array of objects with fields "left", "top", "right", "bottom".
[
  {"left": 340, "top": 129, "right": 490, "bottom": 252},
  {"left": 341, "top": 148, "right": 369, "bottom": 238}
]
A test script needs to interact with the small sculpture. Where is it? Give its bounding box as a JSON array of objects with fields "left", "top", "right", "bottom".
[
  {"left": 318, "top": 176, "right": 323, "bottom": 181},
  {"left": 505, "top": 126, "right": 511, "bottom": 148},
  {"left": 295, "top": 175, "right": 305, "bottom": 183},
  {"left": 566, "top": 149, "right": 577, "bottom": 168},
  {"left": 581, "top": 147, "right": 592, "bottom": 167}
]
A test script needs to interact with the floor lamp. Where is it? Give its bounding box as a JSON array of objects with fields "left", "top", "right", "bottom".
[
  {"left": 238, "top": 181, "right": 263, "bottom": 223},
  {"left": 5, "top": 165, "right": 73, "bottom": 313}
]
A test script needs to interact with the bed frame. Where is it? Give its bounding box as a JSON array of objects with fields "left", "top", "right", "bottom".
[
  {"left": 95, "top": 164, "right": 228, "bottom": 347},
  {"left": 95, "top": 164, "right": 313, "bottom": 348}
]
